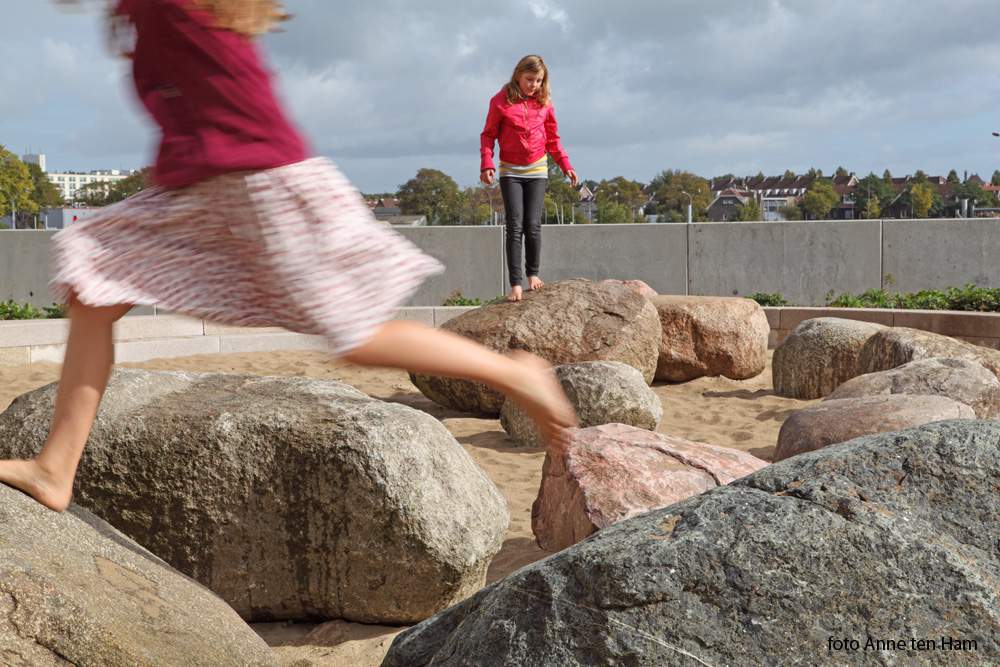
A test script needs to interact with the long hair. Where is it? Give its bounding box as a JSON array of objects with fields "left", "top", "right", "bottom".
[
  {"left": 504, "top": 55, "right": 551, "bottom": 106},
  {"left": 188, "top": 0, "right": 290, "bottom": 36}
]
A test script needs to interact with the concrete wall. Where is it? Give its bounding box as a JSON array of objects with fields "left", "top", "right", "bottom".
[
  {"left": 396, "top": 226, "right": 505, "bottom": 305},
  {"left": 3, "top": 219, "right": 1000, "bottom": 309},
  {"left": 882, "top": 218, "right": 1000, "bottom": 293},
  {"left": 538, "top": 224, "right": 688, "bottom": 294},
  {"left": 688, "top": 220, "right": 882, "bottom": 305},
  {"left": 0, "top": 231, "right": 56, "bottom": 306}
]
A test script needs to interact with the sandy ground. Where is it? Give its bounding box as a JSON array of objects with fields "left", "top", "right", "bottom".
[{"left": 0, "top": 349, "right": 814, "bottom": 666}]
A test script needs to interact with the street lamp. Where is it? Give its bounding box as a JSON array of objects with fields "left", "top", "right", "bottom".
[{"left": 680, "top": 191, "right": 693, "bottom": 224}]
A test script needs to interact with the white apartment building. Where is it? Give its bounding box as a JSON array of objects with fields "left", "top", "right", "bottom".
[{"left": 22, "top": 153, "right": 136, "bottom": 202}]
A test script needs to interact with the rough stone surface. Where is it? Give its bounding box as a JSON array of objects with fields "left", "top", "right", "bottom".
[
  {"left": 410, "top": 279, "right": 661, "bottom": 415},
  {"left": 773, "top": 317, "right": 887, "bottom": 399},
  {"left": 383, "top": 420, "right": 1000, "bottom": 666},
  {"left": 0, "top": 485, "right": 274, "bottom": 666},
  {"left": 600, "top": 279, "right": 658, "bottom": 298},
  {"left": 531, "top": 424, "right": 767, "bottom": 551},
  {"left": 859, "top": 326, "right": 1000, "bottom": 380},
  {"left": 0, "top": 369, "right": 508, "bottom": 624},
  {"left": 499, "top": 362, "right": 662, "bottom": 448},
  {"left": 828, "top": 356, "right": 1000, "bottom": 419},
  {"left": 775, "top": 394, "right": 975, "bottom": 461},
  {"left": 650, "top": 295, "right": 769, "bottom": 382}
]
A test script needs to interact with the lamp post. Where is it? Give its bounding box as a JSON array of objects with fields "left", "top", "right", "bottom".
[{"left": 681, "top": 191, "right": 693, "bottom": 224}]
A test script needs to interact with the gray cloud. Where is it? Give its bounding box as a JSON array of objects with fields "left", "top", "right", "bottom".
[{"left": 5, "top": 0, "right": 1000, "bottom": 192}]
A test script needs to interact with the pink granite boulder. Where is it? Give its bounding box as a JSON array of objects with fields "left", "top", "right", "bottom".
[
  {"left": 775, "top": 394, "right": 975, "bottom": 462},
  {"left": 531, "top": 423, "right": 767, "bottom": 551},
  {"left": 600, "top": 279, "right": 658, "bottom": 299},
  {"left": 649, "top": 295, "right": 769, "bottom": 382}
]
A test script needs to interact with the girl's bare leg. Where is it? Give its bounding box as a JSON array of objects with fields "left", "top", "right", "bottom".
[
  {"left": 0, "top": 298, "right": 132, "bottom": 511},
  {"left": 343, "top": 320, "right": 576, "bottom": 446}
]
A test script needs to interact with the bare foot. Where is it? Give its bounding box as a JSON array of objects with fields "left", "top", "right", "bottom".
[
  {"left": 505, "top": 351, "right": 578, "bottom": 451},
  {"left": 507, "top": 285, "right": 523, "bottom": 302},
  {"left": 527, "top": 275, "right": 544, "bottom": 291},
  {"left": 0, "top": 459, "right": 73, "bottom": 512}
]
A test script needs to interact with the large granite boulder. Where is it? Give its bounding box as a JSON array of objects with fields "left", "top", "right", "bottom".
[
  {"left": 0, "top": 485, "right": 274, "bottom": 666},
  {"left": 531, "top": 424, "right": 767, "bottom": 551},
  {"left": 649, "top": 295, "right": 769, "bottom": 382},
  {"left": 772, "top": 317, "right": 887, "bottom": 399},
  {"left": 0, "top": 369, "right": 508, "bottom": 624},
  {"left": 828, "top": 357, "right": 1000, "bottom": 419},
  {"left": 600, "top": 279, "right": 658, "bottom": 298},
  {"left": 500, "top": 362, "right": 662, "bottom": 448},
  {"left": 410, "top": 279, "right": 661, "bottom": 415},
  {"left": 383, "top": 420, "right": 1000, "bottom": 666},
  {"left": 859, "top": 327, "right": 1000, "bottom": 380},
  {"left": 775, "top": 394, "right": 974, "bottom": 461}
]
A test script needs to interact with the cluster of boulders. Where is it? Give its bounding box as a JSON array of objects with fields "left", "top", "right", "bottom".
[
  {"left": 0, "top": 369, "right": 511, "bottom": 662},
  {"left": 411, "top": 278, "right": 771, "bottom": 417},
  {"left": 773, "top": 317, "right": 999, "bottom": 461},
  {"left": 383, "top": 419, "right": 1000, "bottom": 666}
]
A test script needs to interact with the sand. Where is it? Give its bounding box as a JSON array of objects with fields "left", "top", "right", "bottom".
[{"left": 0, "top": 349, "right": 814, "bottom": 666}]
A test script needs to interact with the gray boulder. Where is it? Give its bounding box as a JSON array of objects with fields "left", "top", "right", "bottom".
[
  {"left": 0, "top": 485, "right": 274, "bottom": 666},
  {"left": 828, "top": 357, "right": 1000, "bottom": 419},
  {"left": 410, "top": 279, "right": 661, "bottom": 416},
  {"left": 773, "top": 317, "right": 887, "bottom": 399},
  {"left": 382, "top": 420, "right": 1000, "bottom": 666},
  {"left": 0, "top": 369, "right": 508, "bottom": 624},
  {"left": 775, "top": 394, "right": 974, "bottom": 462},
  {"left": 499, "top": 361, "right": 662, "bottom": 447},
  {"left": 859, "top": 327, "right": 1000, "bottom": 380}
]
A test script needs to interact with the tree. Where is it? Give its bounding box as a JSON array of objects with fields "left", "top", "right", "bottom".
[
  {"left": 398, "top": 168, "right": 461, "bottom": 225},
  {"left": 912, "top": 170, "right": 928, "bottom": 183},
  {"left": 595, "top": 176, "right": 646, "bottom": 223},
  {"left": 910, "top": 182, "right": 934, "bottom": 218},
  {"left": 992, "top": 170, "right": 1000, "bottom": 186},
  {"left": 782, "top": 169, "right": 796, "bottom": 180},
  {"left": 0, "top": 146, "right": 37, "bottom": 226},
  {"left": 853, "top": 173, "right": 893, "bottom": 219},
  {"left": 647, "top": 170, "right": 712, "bottom": 222},
  {"left": 26, "top": 163, "right": 63, "bottom": 209},
  {"left": 545, "top": 156, "right": 578, "bottom": 224},
  {"left": 863, "top": 197, "right": 881, "bottom": 219},
  {"left": 735, "top": 198, "right": 761, "bottom": 221},
  {"left": 801, "top": 180, "right": 839, "bottom": 219},
  {"left": 74, "top": 169, "right": 150, "bottom": 207},
  {"left": 806, "top": 167, "right": 822, "bottom": 179},
  {"left": 456, "top": 185, "right": 499, "bottom": 225},
  {"left": 834, "top": 166, "right": 849, "bottom": 179},
  {"left": 778, "top": 203, "right": 803, "bottom": 220},
  {"left": 946, "top": 169, "right": 960, "bottom": 183},
  {"left": 594, "top": 199, "right": 630, "bottom": 225},
  {"left": 882, "top": 169, "right": 893, "bottom": 183}
]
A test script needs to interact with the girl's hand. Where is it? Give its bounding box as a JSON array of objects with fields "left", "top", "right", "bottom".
[
  {"left": 481, "top": 169, "right": 495, "bottom": 186},
  {"left": 566, "top": 170, "right": 579, "bottom": 187}
]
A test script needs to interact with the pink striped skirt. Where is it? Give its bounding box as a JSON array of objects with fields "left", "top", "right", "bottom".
[{"left": 50, "top": 158, "right": 444, "bottom": 355}]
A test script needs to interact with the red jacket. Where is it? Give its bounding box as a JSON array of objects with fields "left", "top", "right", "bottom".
[{"left": 479, "top": 89, "right": 573, "bottom": 174}]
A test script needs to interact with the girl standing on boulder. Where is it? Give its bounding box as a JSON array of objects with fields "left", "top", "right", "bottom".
[
  {"left": 480, "top": 55, "right": 578, "bottom": 302},
  {"left": 0, "top": 0, "right": 576, "bottom": 512}
]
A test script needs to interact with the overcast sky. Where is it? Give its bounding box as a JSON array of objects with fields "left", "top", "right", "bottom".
[{"left": 4, "top": 1, "right": 1000, "bottom": 192}]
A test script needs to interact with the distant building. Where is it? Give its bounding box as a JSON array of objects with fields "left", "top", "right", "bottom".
[
  {"left": 706, "top": 188, "right": 752, "bottom": 221},
  {"left": 372, "top": 197, "right": 402, "bottom": 220},
  {"left": 20, "top": 153, "right": 136, "bottom": 203}
]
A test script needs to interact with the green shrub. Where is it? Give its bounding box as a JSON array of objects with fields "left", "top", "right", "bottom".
[
  {"left": 442, "top": 291, "right": 482, "bottom": 307},
  {"left": 825, "top": 283, "right": 1000, "bottom": 312},
  {"left": 0, "top": 300, "right": 68, "bottom": 320},
  {"left": 747, "top": 292, "right": 789, "bottom": 307}
]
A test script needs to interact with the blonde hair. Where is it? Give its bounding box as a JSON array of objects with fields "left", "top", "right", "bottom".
[
  {"left": 505, "top": 55, "right": 551, "bottom": 106},
  {"left": 189, "top": 0, "right": 290, "bottom": 36},
  {"left": 81, "top": 0, "right": 290, "bottom": 47}
]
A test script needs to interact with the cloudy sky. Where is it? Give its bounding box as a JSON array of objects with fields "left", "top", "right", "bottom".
[{"left": 4, "top": 1, "right": 1000, "bottom": 192}]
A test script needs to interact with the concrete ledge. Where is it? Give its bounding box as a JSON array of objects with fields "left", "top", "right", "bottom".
[
  {"left": 775, "top": 307, "right": 895, "bottom": 331},
  {"left": 3, "top": 306, "right": 998, "bottom": 367},
  {"left": 219, "top": 332, "right": 329, "bottom": 354}
]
